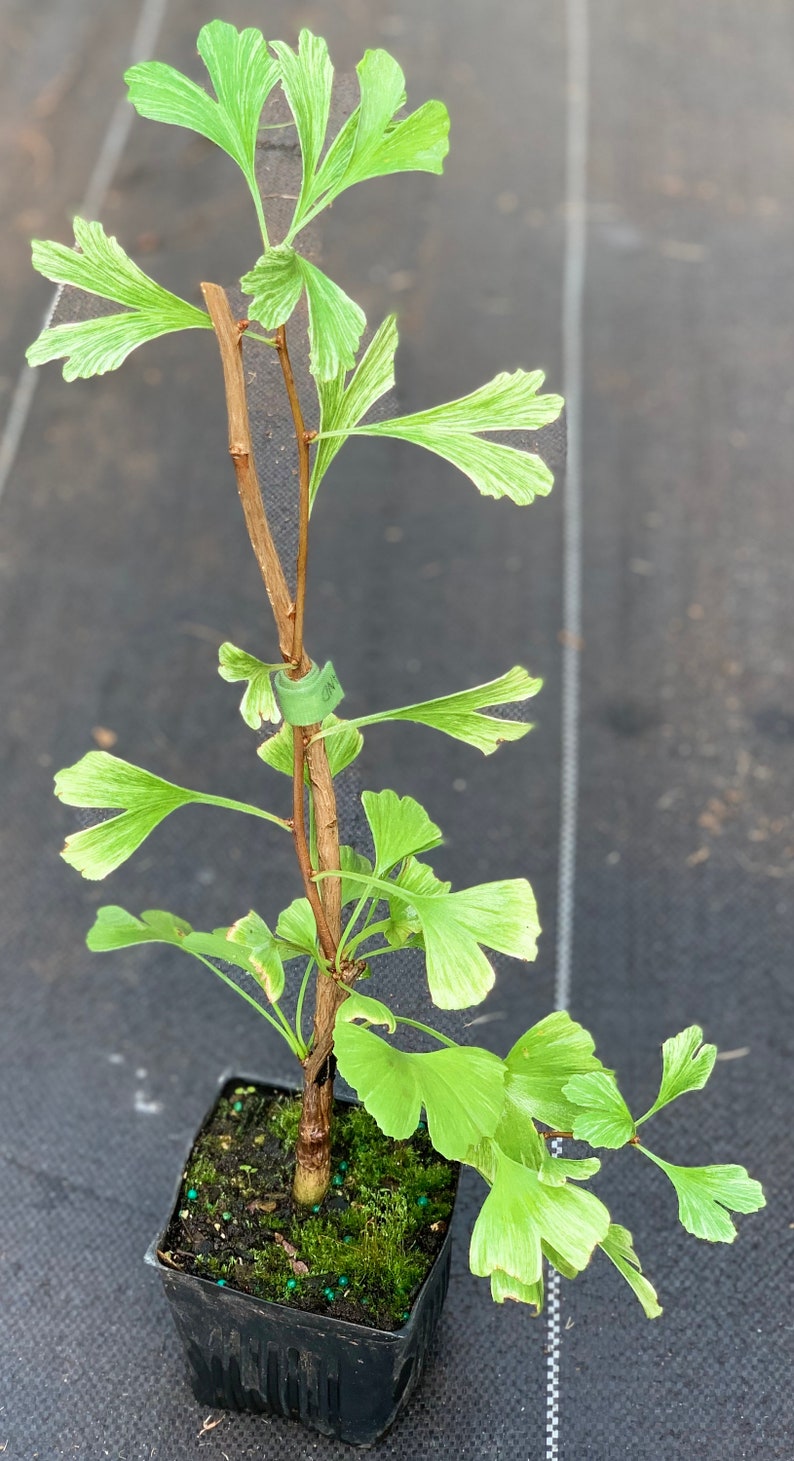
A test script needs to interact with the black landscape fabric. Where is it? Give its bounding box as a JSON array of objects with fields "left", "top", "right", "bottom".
[{"left": 0, "top": 2, "right": 791, "bottom": 1458}]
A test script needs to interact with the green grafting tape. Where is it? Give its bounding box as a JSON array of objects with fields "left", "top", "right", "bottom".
[{"left": 273, "top": 661, "right": 344, "bottom": 726}]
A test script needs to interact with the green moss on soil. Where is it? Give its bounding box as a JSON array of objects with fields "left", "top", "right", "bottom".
[{"left": 161, "top": 1082, "right": 458, "bottom": 1331}]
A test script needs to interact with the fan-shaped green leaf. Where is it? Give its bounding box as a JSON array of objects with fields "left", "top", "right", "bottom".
[
  {"left": 316, "top": 367, "right": 563, "bottom": 501},
  {"left": 637, "top": 1025, "right": 718, "bottom": 1125},
  {"left": 218, "top": 643, "right": 282, "bottom": 728},
  {"left": 310, "top": 314, "right": 398, "bottom": 501},
  {"left": 640, "top": 1151, "right": 766, "bottom": 1242},
  {"left": 504, "top": 1011, "right": 610, "bottom": 1129},
  {"left": 270, "top": 30, "right": 333, "bottom": 227},
  {"left": 275, "top": 897, "right": 319, "bottom": 959},
  {"left": 328, "top": 665, "right": 542, "bottom": 754},
  {"left": 241, "top": 248, "right": 365, "bottom": 381},
  {"left": 297, "top": 46, "right": 449, "bottom": 232},
  {"left": 125, "top": 21, "right": 279, "bottom": 225},
  {"left": 562, "top": 1071, "right": 636, "bottom": 1149},
  {"left": 599, "top": 1225, "right": 663, "bottom": 1319},
  {"left": 226, "top": 910, "right": 285, "bottom": 1001},
  {"left": 361, "top": 789, "right": 443, "bottom": 875},
  {"left": 334, "top": 1014, "right": 505, "bottom": 1160},
  {"left": 55, "top": 750, "right": 287, "bottom": 880},
  {"left": 27, "top": 219, "right": 211, "bottom": 380},
  {"left": 469, "top": 1146, "right": 610, "bottom": 1291},
  {"left": 258, "top": 714, "right": 363, "bottom": 779}
]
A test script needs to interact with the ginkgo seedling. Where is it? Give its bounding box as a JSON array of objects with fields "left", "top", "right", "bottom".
[{"left": 29, "top": 19, "right": 764, "bottom": 1322}]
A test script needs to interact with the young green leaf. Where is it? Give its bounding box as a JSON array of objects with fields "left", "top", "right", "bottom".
[
  {"left": 269, "top": 30, "right": 334, "bottom": 229},
  {"left": 55, "top": 750, "right": 287, "bottom": 879},
  {"left": 562, "top": 1071, "right": 636, "bottom": 1149},
  {"left": 275, "top": 897, "right": 319, "bottom": 960},
  {"left": 468, "top": 1146, "right": 610, "bottom": 1292},
  {"left": 325, "top": 665, "right": 542, "bottom": 754},
  {"left": 640, "top": 1150, "right": 766, "bottom": 1242},
  {"left": 226, "top": 910, "right": 285, "bottom": 1001},
  {"left": 489, "top": 1267, "right": 544, "bottom": 1311},
  {"left": 316, "top": 368, "right": 564, "bottom": 503},
  {"left": 636, "top": 1025, "right": 718, "bottom": 1125},
  {"left": 339, "top": 845, "right": 374, "bottom": 907},
  {"left": 334, "top": 1013, "right": 505, "bottom": 1161},
  {"left": 218, "top": 642, "right": 282, "bottom": 728},
  {"left": 337, "top": 989, "right": 397, "bottom": 1031},
  {"left": 361, "top": 789, "right": 444, "bottom": 875},
  {"left": 293, "top": 46, "right": 450, "bottom": 234},
  {"left": 240, "top": 248, "right": 366, "bottom": 380},
  {"left": 338, "top": 865, "right": 540, "bottom": 1008},
  {"left": 87, "top": 907, "right": 263, "bottom": 986},
  {"left": 258, "top": 714, "right": 363, "bottom": 779},
  {"left": 489, "top": 1080, "right": 547, "bottom": 1171},
  {"left": 383, "top": 855, "right": 451, "bottom": 948},
  {"left": 599, "top": 1225, "right": 663, "bottom": 1319},
  {"left": 538, "top": 1150, "right": 602, "bottom": 1187},
  {"left": 27, "top": 219, "right": 211, "bottom": 380},
  {"left": 125, "top": 22, "right": 280, "bottom": 235},
  {"left": 310, "top": 314, "right": 399, "bottom": 502},
  {"left": 504, "top": 1011, "right": 610, "bottom": 1130}
]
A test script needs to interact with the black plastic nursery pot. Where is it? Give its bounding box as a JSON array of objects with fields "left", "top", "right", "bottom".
[{"left": 145, "top": 1074, "right": 458, "bottom": 1447}]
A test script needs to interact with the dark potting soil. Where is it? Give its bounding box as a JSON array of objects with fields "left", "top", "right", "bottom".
[{"left": 161, "top": 1081, "right": 458, "bottom": 1332}]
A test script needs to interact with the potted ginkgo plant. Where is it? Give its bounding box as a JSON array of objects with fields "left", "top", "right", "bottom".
[{"left": 27, "top": 20, "right": 765, "bottom": 1448}]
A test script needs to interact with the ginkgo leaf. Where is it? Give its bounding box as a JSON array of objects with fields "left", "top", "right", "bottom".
[
  {"left": 310, "top": 314, "right": 398, "bottom": 502},
  {"left": 27, "top": 219, "right": 211, "bottom": 380},
  {"left": 383, "top": 855, "right": 451, "bottom": 948},
  {"left": 240, "top": 247, "right": 366, "bottom": 380},
  {"left": 239, "top": 247, "right": 305, "bottom": 328},
  {"left": 316, "top": 367, "right": 563, "bottom": 503},
  {"left": 339, "top": 845, "right": 374, "bottom": 907},
  {"left": 270, "top": 30, "right": 333, "bottom": 228},
  {"left": 562, "top": 1071, "right": 636, "bottom": 1149},
  {"left": 54, "top": 751, "right": 287, "bottom": 880},
  {"left": 218, "top": 643, "right": 282, "bottom": 728},
  {"left": 640, "top": 1150, "right": 766, "bottom": 1242},
  {"left": 333, "top": 1014, "right": 505, "bottom": 1161},
  {"left": 125, "top": 21, "right": 279, "bottom": 230},
  {"left": 599, "top": 1225, "right": 663, "bottom": 1319},
  {"left": 637, "top": 1025, "right": 718, "bottom": 1125},
  {"left": 258, "top": 714, "right": 363, "bottom": 780},
  {"left": 339, "top": 864, "right": 540, "bottom": 1009},
  {"left": 321, "top": 666, "right": 542, "bottom": 754},
  {"left": 290, "top": 45, "right": 449, "bottom": 236},
  {"left": 226, "top": 910, "right": 285, "bottom": 1001},
  {"left": 275, "top": 897, "right": 319, "bottom": 959},
  {"left": 86, "top": 906, "right": 263, "bottom": 987},
  {"left": 504, "top": 1011, "right": 610, "bottom": 1129},
  {"left": 489, "top": 1267, "right": 544, "bottom": 1310},
  {"left": 337, "top": 989, "right": 397, "bottom": 1031},
  {"left": 468, "top": 1145, "right": 610, "bottom": 1291},
  {"left": 361, "top": 789, "right": 443, "bottom": 875},
  {"left": 538, "top": 1150, "right": 602, "bottom": 1186}
]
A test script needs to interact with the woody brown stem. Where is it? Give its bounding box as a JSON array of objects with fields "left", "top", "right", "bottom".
[{"left": 203, "top": 285, "right": 347, "bottom": 1204}]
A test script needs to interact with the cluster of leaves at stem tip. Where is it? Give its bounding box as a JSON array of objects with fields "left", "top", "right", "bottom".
[{"left": 28, "top": 19, "right": 764, "bottom": 1320}]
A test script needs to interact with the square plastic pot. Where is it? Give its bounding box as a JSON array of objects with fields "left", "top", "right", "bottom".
[{"left": 145, "top": 1072, "right": 457, "bottom": 1446}]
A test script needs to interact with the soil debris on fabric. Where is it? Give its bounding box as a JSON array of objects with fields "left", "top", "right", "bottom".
[{"left": 163, "top": 1082, "right": 457, "bottom": 1331}]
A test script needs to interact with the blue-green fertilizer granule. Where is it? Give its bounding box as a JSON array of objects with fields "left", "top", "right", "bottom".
[
  {"left": 187, "top": 1188, "right": 198, "bottom": 1200},
  {"left": 343, "top": 1234, "right": 353, "bottom": 1244},
  {"left": 331, "top": 1174, "right": 344, "bottom": 1187},
  {"left": 233, "top": 1101, "right": 243, "bottom": 1112},
  {"left": 216, "top": 1278, "right": 226, "bottom": 1286},
  {"left": 338, "top": 1160, "right": 349, "bottom": 1171},
  {"left": 337, "top": 1275, "right": 349, "bottom": 1287},
  {"left": 417, "top": 1194, "right": 429, "bottom": 1207},
  {"left": 323, "top": 1287, "right": 336, "bottom": 1302},
  {"left": 286, "top": 1278, "right": 298, "bottom": 1291}
]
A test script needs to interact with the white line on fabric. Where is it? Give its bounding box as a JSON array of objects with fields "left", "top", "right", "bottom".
[
  {"left": 0, "top": 0, "right": 170, "bottom": 509},
  {"left": 545, "top": 1, "right": 589, "bottom": 1459}
]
